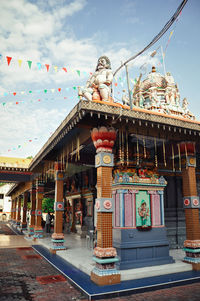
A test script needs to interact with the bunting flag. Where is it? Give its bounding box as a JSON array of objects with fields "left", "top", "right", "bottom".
[
  {"left": 45, "top": 64, "right": 50, "bottom": 72},
  {"left": 27, "top": 60, "right": 32, "bottom": 69},
  {"left": 62, "top": 67, "right": 67, "bottom": 72},
  {"left": 76, "top": 70, "right": 80, "bottom": 76},
  {"left": 54, "top": 66, "right": 58, "bottom": 72},
  {"left": 37, "top": 62, "right": 42, "bottom": 70},
  {"left": 6, "top": 56, "right": 12, "bottom": 66},
  {"left": 18, "top": 59, "right": 22, "bottom": 67}
]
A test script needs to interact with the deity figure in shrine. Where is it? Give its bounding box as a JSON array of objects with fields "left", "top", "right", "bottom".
[{"left": 78, "top": 56, "right": 113, "bottom": 101}]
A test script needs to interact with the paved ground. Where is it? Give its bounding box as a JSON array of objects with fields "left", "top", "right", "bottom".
[{"left": 0, "top": 221, "right": 200, "bottom": 301}]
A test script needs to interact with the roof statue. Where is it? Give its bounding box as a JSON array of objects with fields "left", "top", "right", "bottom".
[
  {"left": 130, "top": 66, "right": 195, "bottom": 120},
  {"left": 78, "top": 56, "right": 113, "bottom": 102}
]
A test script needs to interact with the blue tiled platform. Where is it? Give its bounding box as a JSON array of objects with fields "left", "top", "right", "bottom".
[{"left": 33, "top": 245, "right": 200, "bottom": 300}]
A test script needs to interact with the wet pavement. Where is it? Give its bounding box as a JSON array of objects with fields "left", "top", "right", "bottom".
[{"left": 0, "top": 221, "right": 200, "bottom": 300}]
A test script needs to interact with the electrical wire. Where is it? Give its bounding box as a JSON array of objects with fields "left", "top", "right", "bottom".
[{"left": 113, "top": 0, "right": 188, "bottom": 76}]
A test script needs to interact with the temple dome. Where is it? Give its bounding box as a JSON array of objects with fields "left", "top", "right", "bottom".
[{"left": 141, "top": 66, "right": 167, "bottom": 91}]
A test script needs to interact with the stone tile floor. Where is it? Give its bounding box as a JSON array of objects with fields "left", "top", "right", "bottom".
[{"left": 0, "top": 221, "right": 200, "bottom": 301}]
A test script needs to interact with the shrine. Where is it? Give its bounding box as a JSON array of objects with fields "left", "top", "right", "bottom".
[{"left": 6, "top": 56, "right": 200, "bottom": 286}]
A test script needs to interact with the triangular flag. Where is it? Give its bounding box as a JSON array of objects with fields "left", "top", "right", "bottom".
[
  {"left": 45, "top": 64, "right": 49, "bottom": 72},
  {"left": 44, "top": 89, "right": 47, "bottom": 93},
  {"left": 18, "top": 59, "right": 22, "bottom": 67},
  {"left": 2, "top": 103, "right": 6, "bottom": 106},
  {"left": 29, "top": 91, "right": 32, "bottom": 93},
  {"left": 16, "top": 102, "right": 19, "bottom": 104},
  {"left": 54, "top": 66, "right": 58, "bottom": 72},
  {"left": 51, "top": 89, "right": 55, "bottom": 93},
  {"left": 21, "top": 91, "right": 25, "bottom": 94},
  {"left": 0, "top": 54, "right": 2, "bottom": 59},
  {"left": 18, "top": 145, "right": 21, "bottom": 148},
  {"left": 62, "top": 67, "right": 67, "bottom": 72},
  {"left": 58, "top": 88, "right": 61, "bottom": 92},
  {"left": 37, "top": 62, "right": 42, "bottom": 70},
  {"left": 76, "top": 70, "right": 80, "bottom": 76},
  {"left": 27, "top": 60, "right": 32, "bottom": 69},
  {"left": 73, "top": 86, "right": 77, "bottom": 90},
  {"left": 13, "top": 92, "right": 16, "bottom": 96},
  {"left": 114, "top": 83, "right": 118, "bottom": 87},
  {"left": 29, "top": 140, "right": 32, "bottom": 142},
  {"left": 6, "top": 56, "right": 12, "bottom": 66}
]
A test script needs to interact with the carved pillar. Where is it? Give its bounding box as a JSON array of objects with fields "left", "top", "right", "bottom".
[
  {"left": 90, "top": 126, "right": 120, "bottom": 285},
  {"left": 180, "top": 142, "right": 200, "bottom": 269},
  {"left": 51, "top": 162, "right": 66, "bottom": 252},
  {"left": 34, "top": 181, "right": 44, "bottom": 238},
  {"left": 28, "top": 185, "right": 36, "bottom": 236},
  {"left": 16, "top": 195, "right": 22, "bottom": 226},
  {"left": 21, "top": 191, "right": 28, "bottom": 230}
]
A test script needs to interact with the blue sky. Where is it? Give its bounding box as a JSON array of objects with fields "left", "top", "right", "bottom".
[{"left": 0, "top": 0, "right": 199, "bottom": 158}]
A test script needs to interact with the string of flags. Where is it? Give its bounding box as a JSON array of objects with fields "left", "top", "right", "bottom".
[
  {"left": 0, "top": 85, "right": 78, "bottom": 99},
  {"left": 0, "top": 53, "right": 92, "bottom": 77},
  {"left": 4, "top": 133, "right": 54, "bottom": 154}
]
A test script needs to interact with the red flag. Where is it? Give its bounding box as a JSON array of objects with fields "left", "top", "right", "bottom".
[
  {"left": 114, "top": 83, "right": 118, "bottom": 87},
  {"left": 45, "top": 64, "right": 50, "bottom": 72},
  {"left": 58, "top": 88, "right": 61, "bottom": 92},
  {"left": 62, "top": 67, "right": 67, "bottom": 72},
  {"left": 6, "top": 56, "right": 12, "bottom": 66},
  {"left": 13, "top": 92, "right": 16, "bottom": 96},
  {"left": 16, "top": 102, "right": 19, "bottom": 104}
]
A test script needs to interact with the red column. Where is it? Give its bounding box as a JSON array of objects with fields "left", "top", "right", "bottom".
[
  {"left": 11, "top": 199, "right": 14, "bottom": 221},
  {"left": 34, "top": 181, "right": 44, "bottom": 238},
  {"left": 28, "top": 185, "right": 36, "bottom": 236},
  {"left": 51, "top": 162, "right": 66, "bottom": 252},
  {"left": 180, "top": 142, "right": 200, "bottom": 270},
  {"left": 21, "top": 191, "right": 29, "bottom": 230},
  {"left": 16, "top": 195, "right": 22, "bottom": 226},
  {"left": 90, "top": 126, "right": 120, "bottom": 286},
  {"left": 13, "top": 198, "right": 17, "bottom": 222}
]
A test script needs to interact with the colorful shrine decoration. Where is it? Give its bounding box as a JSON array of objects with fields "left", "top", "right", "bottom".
[
  {"left": 112, "top": 172, "right": 174, "bottom": 269},
  {"left": 131, "top": 66, "right": 195, "bottom": 120},
  {"left": 91, "top": 126, "right": 116, "bottom": 153}
]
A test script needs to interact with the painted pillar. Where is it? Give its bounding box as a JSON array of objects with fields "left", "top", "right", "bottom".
[
  {"left": 16, "top": 195, "right": 22, "bottom": 226},
  {"left": 28, "top": 185, "right": 36, "bottom": 236},
  {"left": 11, "top": 199, "right": 14, "bottom": 221},
  {"left": 90, "top": 126, "right": 120, "bottom": 286},
  {"left": 51, "top": 162, "right": 66, "bottom": 252},
  {"left": 13, "top": 198, "right": 17, "bottom": 222},
  {"left": 180, "top": 142, "right": 200, "bottom": 270},
  {"left": 21, "top": 191, "right": 29, "bottom": 230},
  {"left": 34, "top": 181, "right": 44, "bottom": 238}
]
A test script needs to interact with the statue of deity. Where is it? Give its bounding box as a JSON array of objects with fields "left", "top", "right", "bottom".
[
  {"left": 78, "top": 56, "right": 113, "bottom": 102},
  {"left": 182, "top": 97, "right": 189, "bottom": 112}
]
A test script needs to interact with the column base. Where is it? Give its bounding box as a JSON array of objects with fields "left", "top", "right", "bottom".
[
  {"left": 183, "top": 240, "right": 200, "bottom": 266},
  {"left": 28, "top": 226, "right": 34, "bottom": 236},
  {"left": 91, "top": 271, "right": 120, "bottom": 286},
  {"left": 33, "top": 226, "right": 43, "bottom": 239},
  {"left": 21, "top": 222, "right": 27, "bottom": 230},
  {"left": 91, "top": 247, "right": 121, "bottom": 286},
  {"left": 51, "top": 233, "right": 66, "bottom": 251}
]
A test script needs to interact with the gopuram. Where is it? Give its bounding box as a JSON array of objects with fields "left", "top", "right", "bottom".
[{"left": 7, "top": 56, "right": 200, "bottom": 286}]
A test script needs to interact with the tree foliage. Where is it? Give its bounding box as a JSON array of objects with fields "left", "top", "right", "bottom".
[{"left": 42, "top": 198, "right": 54, "bottom": 213}]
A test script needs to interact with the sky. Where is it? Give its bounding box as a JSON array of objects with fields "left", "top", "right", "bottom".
[{"left": 0, "top": 0, "right": 199, "bottom": 159}]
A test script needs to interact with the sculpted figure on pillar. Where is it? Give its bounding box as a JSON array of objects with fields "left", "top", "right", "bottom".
[{"left": 78, "top": 56, "right": 113, "bottom": 102}]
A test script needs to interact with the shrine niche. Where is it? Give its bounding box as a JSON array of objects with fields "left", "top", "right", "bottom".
[{"left": 112, "top": 168, "right": 174, "bottom": 269}]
